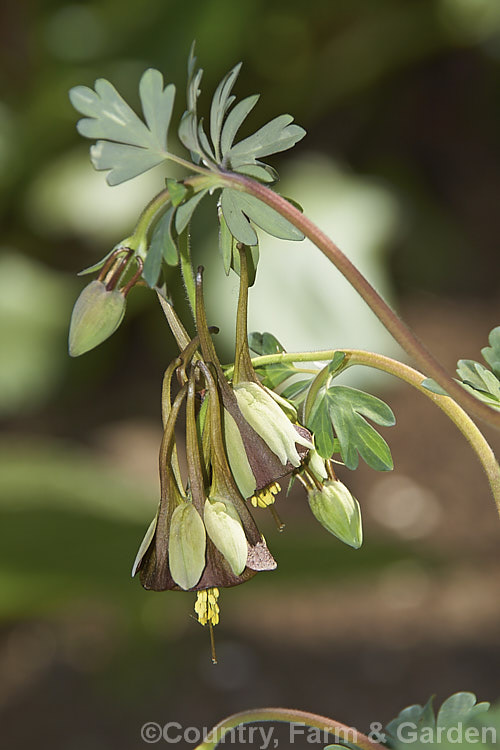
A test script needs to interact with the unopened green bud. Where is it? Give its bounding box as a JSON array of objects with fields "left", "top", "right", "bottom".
[
  {"left": 68, "top": 280, "right": 126, "bottom": 357},
  {"left": 234, "top": 382, "right": 313, "bottom": 467},
  {"left": 308, "top": 479, "right": 363, "bottom": 549},
  {"left": 204, "top": 496, "right": 248, "bottom": 575},
  {"left": 168, "top": 502, "right": 206, "bottom": 590}
]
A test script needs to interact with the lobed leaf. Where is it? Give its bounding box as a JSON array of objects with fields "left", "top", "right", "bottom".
[
  {"left": 218, "top": 204, "right": 234, "bottom": 275},
  {"left": 308, "top": 395, "right": 335, "bottom": 459},
  {"left": 386, "top": 697, "right": 436, "bottom": 748},
  {"left": 306, "top": 385, "right": 395, "bottom": 468},
  {"left": 248, "top": 331, "right": 286, "bottom": 356},
  {"left": 174, "top": 189, "right": 209, "bottom": 234},
  {"left": 280, "top": 379, "right": 311, "bottom": 403},
  {"left": 142, "top": 234, "right": 163, "bottom": 287},
  {"left": 226, "top": 114, "right": 306, "bottom": 168},
  {"left": 481, "top": 326, "right": 500, "bottom": 377},
  {"left": 220, "top": 188, "right": 258, "bottom": 246},
  {"left": 220, "top": 94, "right": 260, "bottom": 156},
  {"left": 210, "top": 63, "right": 242, "bottom": 160},
  {"left": 437, "top": 693, "right": 490, "bottom": 729},
  {"left": 327, "top": 386, "right": 394, "bottom": 470},
  {"left": 220, "top": 188, "right": 303, "bottom": 244},
  {"left": 70, "top": 69, "right": 175, "bottom": 185},
  {"left": 166, "top": 179, "right": 188, "bottom": 207},
  {"left": 145, "top": 205, "right": 178, "bottom": 284}
]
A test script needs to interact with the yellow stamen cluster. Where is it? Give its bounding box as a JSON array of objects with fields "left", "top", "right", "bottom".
[
  {"left": 250, "top": 482, "right": 281, "bottom": 508},
  {"left": 195, "top": 587, "right": 220, "bottom": 626}
]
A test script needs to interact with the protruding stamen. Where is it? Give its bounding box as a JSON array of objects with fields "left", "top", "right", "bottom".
[
  {"left": 209, "top": 622, "right": 217, "bottom": 665},
  {"left": 194, "top": 587, "right": 220, "bottom": 627},
  {"left": 269, "top": 504, "right": 285, "bottom": 532},
  {"left": 250, "top": 482, "right": 281, "bottom": 508}
]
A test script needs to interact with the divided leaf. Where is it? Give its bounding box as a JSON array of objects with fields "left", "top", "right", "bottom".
[
  {"left": 144, "top": 205, "right": 178, "bottom": 287},
  {"left": 437, "top": 693, "right": 490, "bottom": 729},
  {"left": 422, "top": 326, "right": 500, "bottom": 410},
  {"left": 69, "top": 69, "right": 175, "bottom": 185},
  {"left": 220, "top": 94, "right": 260, "bottom": 155},
  {"left": 481, "top": 326, "right": 500, "bottom": 378},
  {"left": 174, "top": 189, "right": 209, "bottom": 234},
  {"left": 307, "top": 385, "right": 395, "bottom": 470},
  {"left": 386, "top": 692, "right": 491, "bottom": 749},
  {"left": 248, "top": 331, "right": 298, "bottom": 389},
  {"left": 225, "top": 114, "right": 306, "bottom": 168},
  {"left": 248, "top": 331, "right": 286, "bottom": 355},
  {"left": 210, "top": 63, "right": 242, "bottom": 160},
  {"left": 386, "top": 697, "right": 436, "bottom": 748},
  {"left": 178, "top": 43, "right": 214, "bottom": 166},
  {"left": 220, "top": 188, "right": 304, "bottom": 245}
]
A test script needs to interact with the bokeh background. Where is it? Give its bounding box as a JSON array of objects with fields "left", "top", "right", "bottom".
[{"left": 1, "top": 1, "right": 500, "bottom": 748}]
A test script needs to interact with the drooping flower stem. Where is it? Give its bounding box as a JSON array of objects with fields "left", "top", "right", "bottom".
[
  {"left": 126, "top": 173, "right": 216, "bottom": 253},
  {"left": 178, "top": 229, "right": 197, "bottom": 320},
  {"left": 221, "top": 170, "right": 500, "bottom": 431},
  {"left": 233, "top": 244, "right": 259, "bottom": 385},
  {"left": 186, "top": 374, "right": 208, "bottom": 514},
  {"left": 193, "top": 708, "right": 384, "bottom": 750},
  {"left": 160, "top": 356, "right": 184, "bottom": 491},
  {"left": 237, "top": 348, "right": 500, "bottom": 514}
]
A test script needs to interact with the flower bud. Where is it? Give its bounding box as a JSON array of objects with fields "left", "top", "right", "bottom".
[
  {"left": 68, "top": 280, "right": 126, "bottom": 357},
  {"left": 204, "top": 496, "right": 248, "bottom": 576},
  {"left": 308, "top": 479, "right": 363, "bottom": 549},
  {"left": 168, "top": 502, "right": 206, "bottom": 590},
  {"left": 234, "top": 381, "right": 313, "bottom": 467}
]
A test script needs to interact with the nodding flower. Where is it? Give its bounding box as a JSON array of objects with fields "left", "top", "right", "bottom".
[
  {"left": 194, "top": 248, "right": 313, "bottom": 511},
  {"left": 132, "top": 346, "right": 276, "bottom": 661}
]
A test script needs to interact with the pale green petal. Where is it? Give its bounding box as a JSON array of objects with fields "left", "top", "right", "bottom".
[
  {"left": 168, "top": 502, "right": 206, "bottom": 590},
  {"left": 223, "top": 409, "right": 256, "bottom": 498},
  {"left": 204, "top": 497, "right": 248, "bottom": 575},
  {"left": 308, "top": 448, "right": 328, "bottom": 482},
  {"left": 234, "top": 382, "right": 312, "bottom": 466}
]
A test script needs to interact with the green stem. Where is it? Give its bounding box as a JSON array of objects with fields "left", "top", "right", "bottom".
[
  {"left": 178, "top": 229, "right": 197, "bottom": 319},
  {"left": 221, "top": 171, "right": 500, "bottom": 431},
  {"left": 244, "top": 348, "right": 500, "bottom": 514},
  {"left": 126, "top": 188, "right": 170, "bottom": 255},
  {"left": 126, "top": 174, "right": 217, "bottom": 255},
  {"left": 194, "top": 708, "right": 384, "bottom": 750},
  {"left": 166, "top": 152, "right": 215, "bottom": 175}
]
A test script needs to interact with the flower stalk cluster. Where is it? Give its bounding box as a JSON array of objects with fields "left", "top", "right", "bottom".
[{"left": 125, "top": 245, "right": 366, "bottom": 657}]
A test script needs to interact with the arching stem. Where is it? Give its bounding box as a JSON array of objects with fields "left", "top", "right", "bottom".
[
  {"left": 237, "top": 348, "right": 500, "bottom": 514},
  {"left": 221, "top": 171, "right": 500, "bottom": 431},
  {"left": 194, "top": 708, "right": 384, "bottom": 750}
]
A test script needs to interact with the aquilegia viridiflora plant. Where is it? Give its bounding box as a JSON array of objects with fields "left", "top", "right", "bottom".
[{"left": 68, "top": 45, "right": 500, "bottom": 668}]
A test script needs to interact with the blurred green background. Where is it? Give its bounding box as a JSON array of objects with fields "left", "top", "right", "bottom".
[{"left": 1, "top": 1, "right": 500, "bottom": 748}]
